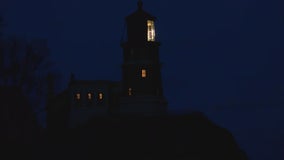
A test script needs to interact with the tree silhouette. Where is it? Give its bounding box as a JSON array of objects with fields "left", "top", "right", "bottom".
[
  {"left": 0, "top": 16, "right": 60, "bottom": 126},
  {"left": 1, "top": 37, "right": 60, "bottom": 103}
]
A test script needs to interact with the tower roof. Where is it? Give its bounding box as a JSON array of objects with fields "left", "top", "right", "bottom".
[{"left": 126, "top": 1, "right": 156, "bottom": 21}]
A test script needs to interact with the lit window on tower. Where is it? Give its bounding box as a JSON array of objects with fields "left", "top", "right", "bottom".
[
  {"left": 147, "top": 20, "right": 155, "bottom": 41},
  {"left": 142, "top": 69, "right": 147, "bottom": 78},
  {"left": 76, "top": 93, "right": 81, "bottom": 100},
  {"left": 128, "top": 88, "right": 132, "bottom": 96}
]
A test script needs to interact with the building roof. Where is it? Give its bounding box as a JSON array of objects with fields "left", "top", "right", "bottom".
[{"left": 69, "top": 80, "right": 120, "bottom": 86}]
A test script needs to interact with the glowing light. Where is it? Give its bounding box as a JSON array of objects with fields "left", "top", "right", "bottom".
[
  {"left": 76, "top": 93, "right": 81, "bottom": 100},
  {"left": 88, "top": 93, "right": 92, "bottom": 100},
  {"left": 147, "top": 20, "right": 155, "bottom": 41},
  {"left": 128, "top": 88, "right": 132, "bottom": 96},
  {"left": 99, "top": 93, "right": 103, "bottom": 100},
  {"left": 142, "top": 69, "right": 147, "bottom": 78}
]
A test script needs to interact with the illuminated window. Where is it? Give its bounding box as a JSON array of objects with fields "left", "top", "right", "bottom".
[
  {"left": 99, "top": 93, "right": 103, "bottom": 100},
  {"left": 142, "top": 69, "right": 147, "bottom": 78},
  {"left": 88, "top": 93, "right": 92, "bottom": 100},
  {"left": 128, "top": 88, "right": 132, "bottom": 96},
  {"left": 75, "top": 93, "right": 81, "bottom": 100},
  {"left": 147, "top": 20, "right": 155, "bottom": 41}
]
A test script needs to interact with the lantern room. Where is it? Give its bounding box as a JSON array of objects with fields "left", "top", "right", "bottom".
[{"left": 125, "top": 1, "right": 157, "bottom": 44}]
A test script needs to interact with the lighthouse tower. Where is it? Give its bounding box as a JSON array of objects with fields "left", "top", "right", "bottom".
[{"left": 119, "top": 1, "right": 168, "bottom": 115}]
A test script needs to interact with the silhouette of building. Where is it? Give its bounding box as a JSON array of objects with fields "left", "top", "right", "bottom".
[{"left": 47, "top": 1, "right": 168, "bottom": 128}]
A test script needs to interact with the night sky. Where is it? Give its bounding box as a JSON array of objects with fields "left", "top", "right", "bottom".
[{"left": 1, "top": 0, "right": 284, "bottom": 159}]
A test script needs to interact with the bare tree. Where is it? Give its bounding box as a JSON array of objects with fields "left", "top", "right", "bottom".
[{"left": 0, "top": 34, "right": 60, "bottom": 112}]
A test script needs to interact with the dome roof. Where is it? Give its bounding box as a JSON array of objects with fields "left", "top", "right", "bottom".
[{"left": 126, "top": 1, "right": 156, "bottom": 21}]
